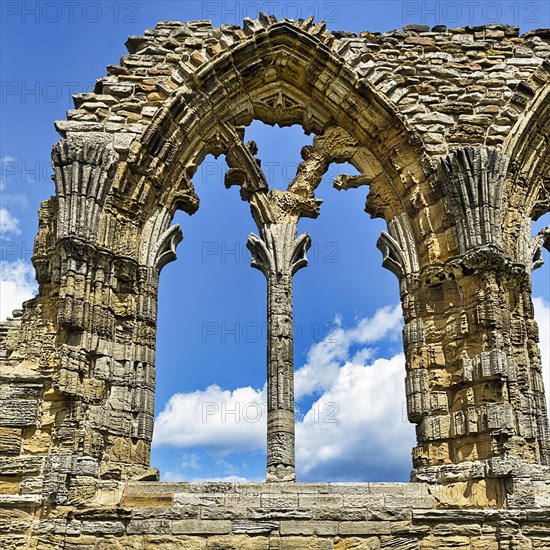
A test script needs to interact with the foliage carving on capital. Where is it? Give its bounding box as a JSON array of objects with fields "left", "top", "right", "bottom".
[
  {"left": 247, "top": 223, "right": 311, "bottom": 280},
  {"left": 377, "top": 213, "right": 420, "bottom": 279},
  {"left": 528, "top": 225, "right": 550, "bottom": 271},
  {"left": 52, "top": 135, "right": 119, "bottom": 242},
  {"left": 154, "top": 224, "right": 184, "bottom": 271},
  {"left": 439, "top": 146, "right": 509, "bottom": 255}
]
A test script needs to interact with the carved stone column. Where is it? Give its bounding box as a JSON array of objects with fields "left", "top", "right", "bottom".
[
  {"left": 247, "top": 223, "right": 310, "bottom": 482},
  {"left": 27, "top": 137, "right": 196, "bottom": 503},
  {"left": 222, "top": 125, "right": 331, "bottom": 482},
  {"left": 374, "top": 147, "right": 550, "bottom": 490}
]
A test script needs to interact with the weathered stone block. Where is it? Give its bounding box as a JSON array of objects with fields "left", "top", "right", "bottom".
[
  {"left": 126, "top": 519, "right": 171, "bottom": 535},
  {"left": 312, "top": 507, "right": 366, "bottom": 521},
  {"left": 279, "top": 520, "right": 339, "bottom": 535},
  {"left": 260, "top": 494, "right": 299, "bottom": 508},
  {"left": 342, "top": 495, "right": 385, "bottom": 508},
  {"left": 248, "top": 508, "right": 312, "bottom": 520},
  {"left": 142, "top": 535, "right": 206, "bottom": 549},
  {"left": 432, "top": 522, "right": 482, "bottom": 536},
  {"left": 333, "top": 537, "right": 381, "bottom": 549},
  {"left": 171, "top": 519, "right": 231, "bottom": 535},
  {"left": 22, "top": 429, "right": 51, "bottom": 455},
  {"left": 174, "top": 493, "right": 225, "bottom": 507},
  {"left": 0, "top": 534, "right": 31, "bottom": 549},
  {"left": 379, "top": 536, "right": 420, "bottom": 550},
  {"left": 202, "top": 506, "right": 247, "bottom": 520},
  {"left": 268, "top": 536, "right": 333, "bottom": 549},
  {"left": 0, "top": 400, "right": 38, "bottom": 427},
  {"left": 121, "top": 493, "right": 173, "bottom": 508},
  {"left": 339, "top": 521, "right": 392, "bottom": 535},
  {"left": 231, "top": 520, "right": 278, "bottom": 534},
  {"left": 95, "top": 535, "right": 144, "bottom": 549},
  {"left": 419, "top": 536, "right": 471, "bottom": 549},
  {"left": 469, "top": 538, "right": 498, "bottom": 550},
  {"left": 0, "top": 428, "right": 22, "bottom": 454},
  {"left": 0, "top": 456, "right": 43, "bottom": 476},
  {"left": 0, "top": 475, "right": 21, "bottom": 495},
  {"left": 81, "top": 520, "right": 125, "bottom": 535},
  {"left": 206, "top": 535, "right": 269, "bottom": 549}
]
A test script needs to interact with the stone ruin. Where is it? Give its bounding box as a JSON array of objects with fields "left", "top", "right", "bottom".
[{"left": 1, "top": 15, "right": 550, "bottom": 548}]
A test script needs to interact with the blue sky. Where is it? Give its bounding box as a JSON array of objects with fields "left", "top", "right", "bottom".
[{"left": 1, "top": 1, "right": 549, "bottom": 483}]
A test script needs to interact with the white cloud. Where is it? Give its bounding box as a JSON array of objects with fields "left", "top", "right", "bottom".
[
  {"left": 160, "top": 451, "right": 263, "bottom": 482},
  {"left": 294, "top": 304, "right": 413, "bottom": 481},
  {"left": 295, "top": 304, "right": 403, "bottom": 398},
  {"left": 190, "top": 475, "right": 254, "bottom": 482},
  {"left": 179, "top": 452, "right": 202, "bottom": 471},
  {"left": 163, "top": 471, "right": 253, "bottom": 482},
  {"left": 153, "top": 384, "right": 267, "bottom": 452},
  {"left": 0, "top": 208, "right": 21, "bottom": 235},
  {"left": 534, "top": 296, "right": 550, "bottom": 413},
  {"left": 0, "top": 260, "right": 37, "bottom": 320},
  {"left": 153, "top": 304, "right": 414, "bottom": 481},
  {"left": 296, "top": 352, "right": 413, "bottom": 481}
]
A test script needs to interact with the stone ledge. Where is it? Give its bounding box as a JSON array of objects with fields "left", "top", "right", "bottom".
[
  {"left": 0, "top": 494, "right": 41, "bottom": 506},
  {"left": 1, "top": 481, "right": 550, "bottom": 545}
]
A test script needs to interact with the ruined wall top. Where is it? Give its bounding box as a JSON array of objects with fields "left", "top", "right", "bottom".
[{"left": 56, "top": 17, "right": 550, "bottom": 157}]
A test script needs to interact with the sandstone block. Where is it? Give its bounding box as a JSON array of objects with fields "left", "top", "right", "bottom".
[
  {"left": 171, "top": 519, "right": 231, "bottom": 535},
  {"left": 339, "top": 521, "right": 392, "bottom": 535},
  {"left": 231, "top": 520, "right": 278, "bottom": 534},
  {"left": 0, "top": 428, "right": 22, "bottom": 454},
  {"left": 334, "top": 537, "right": 380, "bottom": 549},
  {"left": 279, "top": 520, "right": 338, "bottom": 536},
  {"left": 0, "top": 400, "right": 38, "bottom": 427},
  {"left": 205, "top": 535, "right": 268, "bottom": 549},
  {"left": 142, "top": 535, "right": 206, "bottom": 549}
]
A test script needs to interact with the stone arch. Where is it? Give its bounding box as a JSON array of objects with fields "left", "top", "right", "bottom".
[
  {"left": 501, "top": 77, "right": 550, "bottom": 268},
  {"left": 29, "top": 18, "right": 438, "bottom": 492},
  {"left": 1, "top": 18, "right": 549, "bottom": 510},
  {"left": 119, "top": 21, "right": 434, "bottom": 482},
  {"left": 111, "top": 21, "right": 435, "bottom": 276}
]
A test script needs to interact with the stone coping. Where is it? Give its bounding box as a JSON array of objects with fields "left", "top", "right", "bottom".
[{"left": 122, "top": 482, "right": 430, "bottom": 494}]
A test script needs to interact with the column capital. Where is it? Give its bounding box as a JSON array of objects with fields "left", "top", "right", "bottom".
[
  {"left": 52, "top": 135, "right": 119, "bottom": 242},
  {"left": 438, "top": 146, "right": 510, "bottom": 254},
  {"left": 247, "top": 223, "right": 311, "bottom": 280}
]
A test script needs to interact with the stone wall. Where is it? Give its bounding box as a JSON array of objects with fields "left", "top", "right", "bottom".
[
  {"left": 1, "top": 15, "right": 550, "bottom": 548},
  {"left": 2, "top": 482, "right": 550, "bottom": 548}
]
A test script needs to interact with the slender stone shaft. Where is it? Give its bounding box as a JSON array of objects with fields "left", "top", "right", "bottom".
[{"left": 247, "top": 222, "right": 310, "bottom": 482}]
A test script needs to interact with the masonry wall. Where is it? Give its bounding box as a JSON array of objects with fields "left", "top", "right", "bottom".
[
  {"left": 1, "top": 16, "right": 550, "bottom": 549},
  {"left": 2, "top": 482, "right": 550, "bottom": 548}
]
